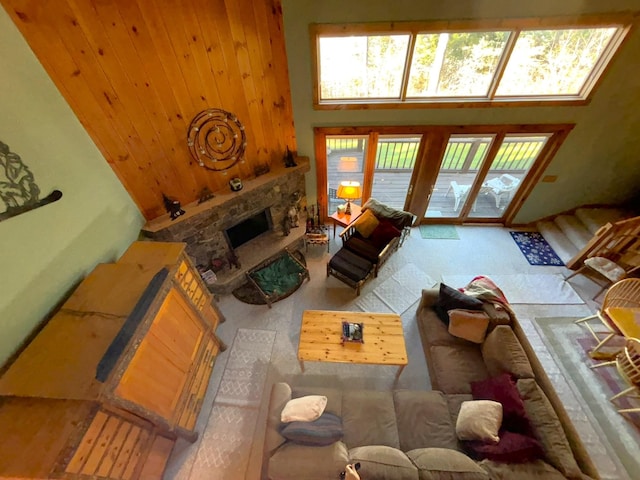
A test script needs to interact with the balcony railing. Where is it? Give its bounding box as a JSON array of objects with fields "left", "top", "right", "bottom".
[{"left": 327, "top": 136, "right": 545, "bottom": 173}]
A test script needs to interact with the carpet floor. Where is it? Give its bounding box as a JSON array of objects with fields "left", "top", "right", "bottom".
[{"left": 533, "top": 317, "right": 640, "bottom": 479}]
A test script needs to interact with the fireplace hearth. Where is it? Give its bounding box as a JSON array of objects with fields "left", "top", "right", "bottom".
[{"left": 141, "top": 157, "right": 310, "bottom": 293}]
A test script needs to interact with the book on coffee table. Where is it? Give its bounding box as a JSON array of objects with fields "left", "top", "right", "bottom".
[{"left": 342, "top": 321, "right": 364, "bottom": 343}]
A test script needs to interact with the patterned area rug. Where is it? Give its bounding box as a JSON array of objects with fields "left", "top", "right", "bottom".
[
  {"left": 189, "top": 328, "right": 275, "bottom": 479},
  {"left": 441, "top": 273, "right": 584, "bottom": 304},
  {"left": 356, "top": 264, "right": 435, "bottom": 314},
  {"left": 533, "top": 317, "right": 640, "bottom": 478},
  {"left": 419, "top": 224, "right": 459, "bottom": 239},
  {"left": 509, "top": 231, "right": 564, "bottom": 266}
]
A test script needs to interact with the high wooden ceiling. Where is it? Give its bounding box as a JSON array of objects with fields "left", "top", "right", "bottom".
[{"left": 2, "top": 0, "right": 296, "bottom": 220}]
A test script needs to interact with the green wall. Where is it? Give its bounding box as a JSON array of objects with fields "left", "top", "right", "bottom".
[
  {"left": 282, "top": 0, "right": 640, "bottom": 223},
  {"left": 0, "top": 8, "right": 144, "bottom": 366}
]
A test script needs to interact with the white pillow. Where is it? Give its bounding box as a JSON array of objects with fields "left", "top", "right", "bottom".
[
  {"left": 455, "top": 400, "right": 502, "bottom": 444},
  {"left": 280, "top": 395, "right": 327, "bottom": 423}
]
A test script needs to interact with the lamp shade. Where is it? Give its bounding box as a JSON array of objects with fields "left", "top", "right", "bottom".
[{"left": 336, "top": 181, "right": 362, "bottom": 201}]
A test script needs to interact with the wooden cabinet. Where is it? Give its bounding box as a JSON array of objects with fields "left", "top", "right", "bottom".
[{"left": 0, "top": 242, "right": 224, "bottom": 479}]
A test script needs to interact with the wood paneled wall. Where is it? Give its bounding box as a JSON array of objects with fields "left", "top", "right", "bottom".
[{"left": 2, "top": 0, "right": 296, "bottom": 220}]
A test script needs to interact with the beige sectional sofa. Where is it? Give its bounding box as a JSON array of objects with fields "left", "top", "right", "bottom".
[{"left": 262, "top": 288, "right": 598, "bottom": 480}]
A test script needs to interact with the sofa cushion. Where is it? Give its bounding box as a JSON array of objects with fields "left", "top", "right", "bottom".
[
  {"left": 448, "top": 309, "right": 490, "bottom": 344},
  {"left": 407, "top": 448, "right": 489, "bottom": 480},
  {"left": 517, "top": 379, "right": 583, "bottom": 479},
  {"left": 393, "top": 390, "right": 459, "bottom": 451},
  {"left": 478, "top": 459, "right": 568, "bottom": 480},
  {"left": 269, "top": 441, "right": 349, "bottom": 480},
  {"left": 418, "top": 308, "right": 472, "bottom": 347},
  {"left": 430, "top": 345, "right": 489, "bottom": 394},
  {"left": 280, "top": 412, "right": 343, "bottom": 446},
  {"left": 455, "top": 400, "right": 502, "bottom": 444},
  {"left": 482, "top": 326, "right": 534, "bottom": 379},
  {"left": 465, "top": 430, "right": 543, "bottom": 463},
  {"left": 280, "top": 395, "right": 327, "bottom": 422},
  {"left": 329, "top": 248, "right": 373, "bottom": 282},
  {"left": 344, "top": 235, "right": 382, "bottom": 263},
  {"left": 353, "top": 209, "right": 380, "bottom": 238},
  {"left": 349, "top": 445, "right": 418, "bottom": 480},
  {"left": 342, "top": 390, "right": 400, "bottom": 448},
  {"left": 435, "top": 283, "right": 484, "bottom": 325},
  {"left": 370, "top": 219, "right": 402, "bottom": 249}
]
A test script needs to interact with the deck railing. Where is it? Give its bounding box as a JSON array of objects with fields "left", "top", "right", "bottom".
[{"left": 327, "top": 136, "right": 546, "bottom": 173}]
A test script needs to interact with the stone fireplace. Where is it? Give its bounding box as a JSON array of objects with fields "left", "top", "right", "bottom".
[{"left": 141, "top": 158, "right": 309, "bottom": 293}]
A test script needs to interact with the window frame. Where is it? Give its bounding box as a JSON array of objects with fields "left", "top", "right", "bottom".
[{"left": 310, "top": 15, "right": 633, "bottom": 109}]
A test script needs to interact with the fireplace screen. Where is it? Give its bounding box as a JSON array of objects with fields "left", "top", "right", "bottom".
[{"left": 225, "top": 209, "right": 271, "bottom": 249}]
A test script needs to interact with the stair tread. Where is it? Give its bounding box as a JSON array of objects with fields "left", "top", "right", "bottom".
[
  {"left": 575, "top": 207, "right": 629, "bottom": 235},
  {"left": 554, "top": 214, "right": 593, "bottom": 250},
  {"left": 537, "top": 220, "right": 579, "bottom": 264}
]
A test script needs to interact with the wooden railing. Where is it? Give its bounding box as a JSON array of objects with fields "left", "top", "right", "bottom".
[
  {"left": 567, "top": 215, "right": 640, "bottom": 270},
  {"left": 327, "top": 136, "right": 545, "bottom": 172}
]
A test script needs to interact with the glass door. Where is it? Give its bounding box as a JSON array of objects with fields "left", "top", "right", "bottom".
[
  {"left": 326, "top": 135, "right": 367, "bottom": 215},
  {"left": 371, "top": 135, "right": 422, "bottom": 211},
  {"left": 467, "top": 134, "right": 550, "bottom": 218},
  {"left": 425, "top": 135, "right": 495, "bottom": 219}
]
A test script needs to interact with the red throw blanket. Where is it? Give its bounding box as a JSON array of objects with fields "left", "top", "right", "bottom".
[{"left": 460, "top": 275, "right": 515, "bottom": 319}]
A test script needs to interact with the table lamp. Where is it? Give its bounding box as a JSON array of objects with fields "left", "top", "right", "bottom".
[{"left": 336, "top": 181, "right": 362, "bottom": 215}]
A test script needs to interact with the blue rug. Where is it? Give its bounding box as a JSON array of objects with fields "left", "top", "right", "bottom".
[{"left": 509, "top": 231, "right": 564, "bottom": 266}]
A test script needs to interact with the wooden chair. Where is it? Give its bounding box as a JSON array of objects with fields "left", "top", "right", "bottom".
[
  {"left": 591, "top": 337, "right": 640, "bottom": 414},
  {"left": 575, "top": 278, "right": 640, "bottom": 359},
  {"left": 566, "top": 234, "right": 640, "bottom": 300}
]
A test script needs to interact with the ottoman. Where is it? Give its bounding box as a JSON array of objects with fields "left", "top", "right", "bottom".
[{"left": 327, "top": 247, "right": 374, "bottom": 295}]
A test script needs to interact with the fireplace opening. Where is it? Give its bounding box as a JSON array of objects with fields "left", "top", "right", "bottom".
[{"left": 225, "top": 209, "right": 272, "bottom": 249}]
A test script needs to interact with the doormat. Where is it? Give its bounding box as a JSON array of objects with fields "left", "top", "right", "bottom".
[
  {"left": 189, "top": 328, "right": 275, "bottom": 479},
  {"left": 232, "top": 250, "right": 307, "bottom": 305},
  {"left": 419, "top": 225, "right": 459, "bottom": 239},
  {"left": 533, "top": 317, "right": 639, "bottom": 479},
  {"left": 509, "top": 231, "right": 564, "bottom": 266}
]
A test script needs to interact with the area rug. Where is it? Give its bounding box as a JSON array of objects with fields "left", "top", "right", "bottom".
[
  {"left": 419, "top": 224, "right": 459, "bottom": 239},
  {"left": 356, "top": 264, "right": 435, "bottom": 314},
  {"left": 533, "top": 317, "right": 640, "bottom": 478},
  {"left": 441, "top": 273, "right": 584, "bottom": 304},
  {"left": 189, "top": 328, "right": 276, "bottom": 479},
  {"left": 232, "top": 250, "right": 306, "bottom": 305},
  {"left": 509, "top": 231, "right": 564, "bottom": 266}
]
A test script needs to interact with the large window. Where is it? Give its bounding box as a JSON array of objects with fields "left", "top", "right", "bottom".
[{"left": 313, "top": 17, "right": 629, "bottom": 108}]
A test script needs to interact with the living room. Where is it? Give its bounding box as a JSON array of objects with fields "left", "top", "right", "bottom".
[{"left": 1, "top": 0, "right": 640, "bottom": 479}]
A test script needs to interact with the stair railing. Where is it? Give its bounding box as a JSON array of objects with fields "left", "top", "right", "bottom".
[{"left": 567, "top": 216, "right": 640, "bottom": 269}]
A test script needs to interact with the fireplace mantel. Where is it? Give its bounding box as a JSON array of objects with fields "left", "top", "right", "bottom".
[{"left": 142, "top": 157, "right": 309, "bottom": 234}]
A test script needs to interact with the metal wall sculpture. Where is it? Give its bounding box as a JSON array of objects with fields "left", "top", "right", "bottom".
[
  {"left": 187, "top": 108, "right": 247, "bottom": 172},
  {"left": 0, "top": 141, "right": 62, "bottom": 222}
]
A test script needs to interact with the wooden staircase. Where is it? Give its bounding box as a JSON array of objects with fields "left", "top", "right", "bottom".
[{"left": 536, "top": 207, "right": 640, "bottom": 268}]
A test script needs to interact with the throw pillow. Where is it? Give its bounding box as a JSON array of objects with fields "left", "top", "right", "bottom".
[
  {"left": 465, "top": 430, "right": 544, "bottom": 463},
  {"left": 471, "top": 373, "right": 533, "bottom": 436},
  {"left": 435, "top": 283, "right": 484, "bottom": 325},
  {"left": 281, "top": 395, "right": 327, "bottom": 423},
  {"left": 455, "top": 400, "right": 503, "bottom": 444},
  {"left": 448, "top": 309, "right": 491, "bottom": 343},
  {"left": 353, "top": 209, "right": 380, "bottom": 238},
  {"left": 369, "top": 219, "right": 401, "bottom": 250},
  {"left": 279, "top": 412, "right": 343, "bottom": 446}
]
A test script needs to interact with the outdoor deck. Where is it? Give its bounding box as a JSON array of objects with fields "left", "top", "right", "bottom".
[{"left": 327, "top": 151, "right": 525, "bottom": 220}]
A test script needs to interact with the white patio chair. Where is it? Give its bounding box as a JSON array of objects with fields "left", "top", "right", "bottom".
[
  {"left": 482, "top": 174, "right": 520, "bottom": 208},
  {"left": 446, "top": 181, "right": 475, "bottom": 212}
]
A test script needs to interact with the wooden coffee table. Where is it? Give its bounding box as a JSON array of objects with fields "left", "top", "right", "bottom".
[{"left": 298, "top": 310, "right": 408, "bottom": 382}]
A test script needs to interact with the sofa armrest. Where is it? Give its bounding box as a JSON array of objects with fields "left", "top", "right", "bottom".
[
  {"left": 418, "top": 289, "right": 439, "bottom": 309},
  {"left": 264, "top": 382, "right": 291, "bottom": 455}
]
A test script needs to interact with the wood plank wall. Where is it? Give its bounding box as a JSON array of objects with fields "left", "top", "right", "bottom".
[{"left": 2, "top": 0, "right": 296, "bottom": 220}]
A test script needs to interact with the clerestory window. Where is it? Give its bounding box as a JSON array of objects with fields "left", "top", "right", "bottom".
[{"left": 312, "top": 17, "right": 630, "bottom": 108}]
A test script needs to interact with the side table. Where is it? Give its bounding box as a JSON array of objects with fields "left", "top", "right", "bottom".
[{"left": 329, "top": 204, "right": 362, "bottom": 238}]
